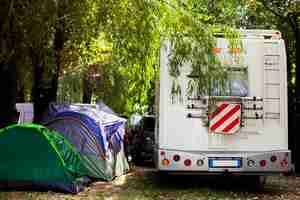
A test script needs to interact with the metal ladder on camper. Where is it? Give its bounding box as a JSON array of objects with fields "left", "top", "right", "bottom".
[{"left": 263, "top": 41, "right": 281, "bottom": 123}]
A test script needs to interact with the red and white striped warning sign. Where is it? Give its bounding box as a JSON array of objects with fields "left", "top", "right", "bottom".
[{"left": 208, "top": 102, "right": 241, "bottom": 134}]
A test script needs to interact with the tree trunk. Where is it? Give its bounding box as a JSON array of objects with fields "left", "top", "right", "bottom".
[
  {"left": 0, "top": 63, "right": 18, "bottom": 128},
  {"left": 31, "top": 49, "right": 45, "bottom": 123},
  {"left": 293, "top": 23, "right": 300, "bottom": 172},
  {"left": 52, "top": 28, "right": 64, "bottom": 102},
  {"left": 82, "top": 76, "right": 92, "bottom": 103},
  {"left": 31, "top": 26, "right": 65, "bottom": 123},
  {"left": 17, "top": 86, "right": 26, "bottom": 103},
  {"left": 0, "top": 2, "right": 18, "bottom": 128},
  {"left": 295, "top": 28, "right": 300, "bottom": 103},
  {"left": 294, "top": 29, "right": 300, "bottom": 80}
]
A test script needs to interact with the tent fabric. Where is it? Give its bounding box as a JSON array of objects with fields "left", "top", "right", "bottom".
[
  {"left": 44, "top": 112, "right": 111, "bottom": 180},
  {"left": 0, "top": 124, "right": 90, "bottom": 193},
  {"left": 42, "top": 103, "right": 129, "bottom": 181},
  {"left": 49, "top": 111, "right": 106, "bottom": 156}
]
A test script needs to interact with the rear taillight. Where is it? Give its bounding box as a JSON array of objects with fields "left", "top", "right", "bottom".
[
  {"left": 260, "top": 160, "right": 267, "bottom": 167},
  {"left": 247, "top": 160, "right": 255, "bottom": 167},
  {"left": 161, "top": 159, "right": 170, "bottom": 166},
  {"left": 196, "top": 159, "right": 204, "bottom": 167},
  {"left": 184, "top": 159, "right": 192, "bottom": 167},
  {"left": 173, "top": 155, "right": 180, "bottom": 162},
  {"left": 160, "top": 151, "right": 165, "bottom": 156},
  {"left": 270, "top": 155, "right": 277, "bottom": 162},
  {"left": 281, "top": 159, "right": 288, "bottom": 167}
]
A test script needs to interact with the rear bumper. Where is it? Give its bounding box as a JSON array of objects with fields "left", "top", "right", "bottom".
[{"left": 155, "top": 149, "right": 291, "bottom": 174}]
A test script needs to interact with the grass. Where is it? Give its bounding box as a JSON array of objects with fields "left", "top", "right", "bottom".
[{"left": 0, "top": 167, "right": 298, "bottom": 200}]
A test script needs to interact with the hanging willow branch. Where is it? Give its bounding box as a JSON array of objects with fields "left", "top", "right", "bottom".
[{"left": 167, "top": 26, "right": 242, "bottom": 103}]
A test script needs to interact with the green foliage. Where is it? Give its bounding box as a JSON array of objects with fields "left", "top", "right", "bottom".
[
  {"left": 57, "top": 0, "right": 159, "bottom": 115},
  {"left": 57, "top": 71, "right": 84, "bottom": 103},
  {"left": 0, "top": 0, "right": 58, "bottom": 105},
  {"left": 0, "top": 0, "right": 104, "bottom": 102},
  {"left": 99, "top": 0, "right": 159, "bottom": 114},
  {"left": 243, "top": 0, "right": 300, "bottom": 92},
  {"left": 1, "top": 0, "right": 250, "bottom": 116},
  {"left": 158, "top": 0, "right": 244, "bottom": 102}
]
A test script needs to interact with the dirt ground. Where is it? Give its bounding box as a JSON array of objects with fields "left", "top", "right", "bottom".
[{"left": 1, "top": 167, "right": 300, "bottom": 200}]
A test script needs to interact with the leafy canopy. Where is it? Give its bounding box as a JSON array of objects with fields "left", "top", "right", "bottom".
[{"left": 1, "top": 0, "right": 248, "bottom": 115}]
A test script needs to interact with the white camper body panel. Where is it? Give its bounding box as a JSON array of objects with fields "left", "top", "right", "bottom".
[{"left": 156, "top": 30, "right": 290, "bottom": 173}]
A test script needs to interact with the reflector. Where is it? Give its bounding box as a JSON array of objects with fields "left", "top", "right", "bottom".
[
  {"left": 270, "top": 156, "right": 277, "bottom": 162},
  {"left": 196, "top": 159, "right": 204, "bottom": 166},
  {"left": 161, "top": 159, "right": 170, "bottom": 166},
  {"left": 247, "top": 160, "right": 255, "bottom": 167},
  {"left": 184, "top": 159, "right": 192, "bottom": 167},
  {"left": 260, "top": 160, "right": 267, "bottom": 167},
  {"left": 173, "top": 155, "right": 180, "bottom": 162}
]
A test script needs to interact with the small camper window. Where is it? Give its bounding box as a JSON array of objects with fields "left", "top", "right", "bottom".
[{"left": 211, "top": 68, "right": 249, "bottom": 97}]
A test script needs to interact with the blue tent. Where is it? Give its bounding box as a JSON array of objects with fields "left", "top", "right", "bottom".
[{"left": 42, "top": 103, "right": 129, "bottom": 181}]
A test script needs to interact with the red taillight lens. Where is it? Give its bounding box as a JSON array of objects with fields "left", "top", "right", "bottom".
[
  {"left": 173, "top": 155, "right": 180, "bottom": 162},
  {"left": 281, "top": 159, "right": 288, "bottom": 167},
  {"left": 270, "top": 155, "right": 277, "bottom": 162},
  {"left": 160, "top": 151, "right": 165, "bottom": 156},
  {"left": 161, "top": 159, "right": 170, "bottom": 166},
  {"left": 260, "top": 160, "right": 267, "bottom": 167},
  {"left": 184, "top": 159, "right": 192, "bottom": 167}
]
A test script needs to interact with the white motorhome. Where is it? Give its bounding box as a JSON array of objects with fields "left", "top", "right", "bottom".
[{"left": 155, "top": 30, "right": 291, "bottom": 174}]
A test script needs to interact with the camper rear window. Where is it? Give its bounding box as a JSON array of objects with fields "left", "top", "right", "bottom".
[{"left": 211, "top": 69, "right": 249, "bottom": 97}]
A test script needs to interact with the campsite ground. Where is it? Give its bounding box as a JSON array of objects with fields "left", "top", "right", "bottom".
[{"left": 0, "top": 166, "right": 300, "bottom": 200}]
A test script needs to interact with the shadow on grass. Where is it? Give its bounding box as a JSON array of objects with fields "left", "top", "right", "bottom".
[
  {"left": 114, "top": 168, "right": 294, "bottom": 200},
  {"left": 0, "top": 168, "right": 296, "bottom": 200}
]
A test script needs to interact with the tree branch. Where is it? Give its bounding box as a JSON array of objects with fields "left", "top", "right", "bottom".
[
  {"left": 158, "top": 0, "right": 210, "bottom": 24},
  {"left": 0, "top": 0, "right": 14, "bottom": 34},
  {"left": 287, "top": 13, "right": 298, "bottom": 32},
  {"left": 259, "top": 0, "right": 287, "bottom": 19}
]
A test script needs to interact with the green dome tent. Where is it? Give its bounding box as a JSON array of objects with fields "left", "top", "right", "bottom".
[{"left": 0, "top": 124, "right": 90, "bottom": 193}]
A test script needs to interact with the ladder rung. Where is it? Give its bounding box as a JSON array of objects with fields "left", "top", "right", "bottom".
[
  {"left": 264, "top": 68, "right": 279, "bottom": 71},
  {"left": 265, "top": 98, "right": 280, "bottom": 100},
  {"left": 264, "top": 54, "right": 280, "bottom": 57},
  {"left": 265, "top": 112, "right": 280, "bottom": 115},
  {"left": 265, "top": 112, "right": 280, "bottom": 120},
  {"left": 265, "top": 83, "right": 280, "bottom": 86},
  {"left": 264, "top": 63, "right": 279, "bottom": 66},
  {"left": 264, "top": 41, "right": 280, "bottom": 44}
]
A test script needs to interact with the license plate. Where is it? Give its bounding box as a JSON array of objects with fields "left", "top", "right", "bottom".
[{"left": 209, "top": 158, "right": 242, "bottom": 168}]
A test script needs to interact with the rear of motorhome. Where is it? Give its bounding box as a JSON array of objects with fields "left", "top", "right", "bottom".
[{"left": 155, "top": 30, "right": 291, "bottom": 174}]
